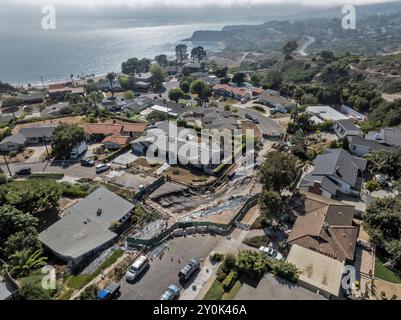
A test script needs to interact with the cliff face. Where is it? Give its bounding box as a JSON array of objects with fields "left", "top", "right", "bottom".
[{"left": 185, "top": 30, "right": 241, "bottom": 42}]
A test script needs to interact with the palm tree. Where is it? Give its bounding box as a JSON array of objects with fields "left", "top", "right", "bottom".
[
  {"left": 8, "top": 249, "right": 47, "bottom": 277},
  {"left": 88, "top": 91, "right": 104, "bottom": 117},
  {"left": 106, "top": 72, "right": 116, "bottom": 98}
]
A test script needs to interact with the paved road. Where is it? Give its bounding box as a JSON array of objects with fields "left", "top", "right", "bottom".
[
  {"left": 119, "top": 235, "right": 221, "bottom": 300},
  {"left": 216, "top": 103, "right": 285, "bottom": 135},
  {"left": 1, "top": 160, "right": 97, "bottom": 178},
  {"left": 236, "top": 107, "right": 285, "bottom": 135}
]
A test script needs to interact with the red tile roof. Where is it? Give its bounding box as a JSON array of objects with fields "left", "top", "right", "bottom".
[
  {"left": 122, "top": 123, "right": 147, "bottom": 133},
  {"left": 102, "top": 135, "right": 129, "bottom": 146},
  {"left": 287, "top": 192, "right": 358, "bottom": 261}
]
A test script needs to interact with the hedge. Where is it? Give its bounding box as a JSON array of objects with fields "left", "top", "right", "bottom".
[
  {"left": 222, "top": 271, "right": 237, "bottom": 292},
  {"left": 28, "top": 173, "right": 64, "bottom": 180}
]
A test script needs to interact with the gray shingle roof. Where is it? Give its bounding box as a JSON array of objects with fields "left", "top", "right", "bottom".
[
  {"left": 348, "top": 135, "right": 398, "bottom": 153},
  {"left": 310, "top": 149, "right": 366, "bottom": 188},
  {"left": 0, "top": 133, "right": 27, "bottom": 145},
  {"left": 39, "top": 187, "right": 134, "bottom": 262},
  {"left": 366, "top": 127, "right": 401, "bottom": 147},
  {"left": 335, "top": 119, "right": 361, "bottom": 133},
  {"left": 19, "top": 125, "right": 57, "bottom": 138}
]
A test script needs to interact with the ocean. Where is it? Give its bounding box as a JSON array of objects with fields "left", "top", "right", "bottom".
[{"left": 0, "top": 18, "right": 230, "bottom": 86}]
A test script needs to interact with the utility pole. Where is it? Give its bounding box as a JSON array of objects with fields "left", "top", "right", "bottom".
[
  {"left": 40, "top": 76, "right": 45, "bottom": 90},
  {"left": 3, "top": 155, "right": 12, "bottom": 178},
  {"left": 43, "top": 135, "right": 50, "bottom": 159}
]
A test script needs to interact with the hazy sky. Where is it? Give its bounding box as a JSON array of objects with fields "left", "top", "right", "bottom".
[
  {"left": 1, "top": 0, "right": 399, "bottom": 24},
  {"left": 3, "top": 0, "right": 398, "bottom": 8}
]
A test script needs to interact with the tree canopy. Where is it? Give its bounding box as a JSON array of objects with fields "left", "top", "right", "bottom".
[
  {"left": 190, "top": 46, "right": 207, "bottom": 62},
  {"left": 150, "top": 64, "right": 165, "bottom": 90},
  {"left": 260, "top": 151, "right": 298, "bottom": 192},
  {"left": 364, "top": 197, "right": 401, "bottom": 265},
  {"left": 168, "top": 87, "right": 185, "bottom": 103},
  {"left": 0, "top": 179, "right": 62, "bottom": 213},
  {"left": 175, "top": 44, "right": 188, "bottom": 65},
  {"left": 51, "top": 124, "right": 85, "bottom": 160}
]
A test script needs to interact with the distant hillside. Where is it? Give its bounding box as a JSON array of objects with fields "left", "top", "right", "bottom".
[
  {"left": 187, "top": 1, "right": 401, "bottom": 56},
  {"left": 0, "top": 81, "right": 16, "bottom": 94}
]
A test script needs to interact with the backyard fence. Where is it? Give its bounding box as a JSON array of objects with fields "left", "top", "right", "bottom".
[{"left": 126, "top": 193, "right": 259, "bottom": 249}]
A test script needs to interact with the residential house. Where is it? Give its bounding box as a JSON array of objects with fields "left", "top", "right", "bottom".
[
  {"left": 0, "top": 133, "right": 27, "bottom": 153},
  {"left": 365, "top": 127, "right": 401, "bottom": 148},
  {"left": 102, "top": 135, "right": 130, "bottom": 150},
  {"left": 134, "top": 72, "right": 152, "bottom": 92},
  {"left": 48, "top": 84, "right": 85, "bottom": 101},
  {"left": 39, "top": 187, "right": 134, "bottom": 269},
  {"left": 306, "top": 106, "right": 348, "bottom": 124},
  {"left": 256, "top": 91, "right": 295, "bottom": 113},
  {"left": 341, "top": 104, "right": 367, "bottom": 121},
  {"left": 333, "top": 119, "right": 362, "bottom": 138},
  {"left": 286, "top": 192, "right": 359, "bottom": 298},
  {"left": 165, "top": 66, "right": 180, "bottom": 76},
  {"left": 95, "top": 79, "right": 123, "bottom": 92},
  {"left": 348, "top": 127, "right": 401, "bottom": 157},
  {"left": 19, "top": 91, "right": 44, "bottom": 105},
  {"left": 183, "top": 62, "right": 202, "bottom": 74},
  {"left": 299, "top": 149, "right": 367, "bottom": 198},
  {"left": 286, "top": 245, "right": 345, "bottom": 299},
  {"left": 212, "top": 84, "right": 250, "bottom": 101},
  {"left": 81, "top": 121, "right": 147, "bottom": 148},
  {"left": 18, "top": 125, "right": 57, "bottom": 144},
  {"left": 348, "top": 135, "right": 398, "bottom": 157},
  {"left": 131, "top": 121, "right": 233, "bottom": 175},
  {"left": 123, "top": 96, "right": 154, "bottom": 113},
  {"left": 287, "top": 192, "right": 358, "bottom": 262}
]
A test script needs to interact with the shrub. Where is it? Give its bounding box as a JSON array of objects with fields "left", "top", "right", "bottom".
[
  {"left": 216, "top": 271, "right": 227, "bottom": 282},
  {"left": 222, "top": 271, "right": 237, "bottom": 291},
  {"left": 242, "top": 235, "right": 270, "bottom": 248},
  {"left": 251, "top": 216, "right": 268, "bottom": 229},
  {"left": 78, "top": 285, "right": 98, "bottom": 300},
  {"left": 271, "top": 260, "right": 300, "bottom": 283},
  {"left": 210, "top": 252, "right": 225, "bottom": 262},
  {"left": 366, "top": 180, "right": 380, "bottom": 192}
]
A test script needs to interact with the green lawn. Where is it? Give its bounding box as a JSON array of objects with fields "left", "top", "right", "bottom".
[
  {"left": 203, "top": 278, "right": 243, "bottom": 300},
  {"left": 203, "top": 280, "right": 224, "bottom": 300},
  {"left": 66, "top": 250, "right": 125, "bottom": 290},
  {"left": 222, "top": 280, "right": 242, "bottom": 300},
  {"left": 374, "top": 253, "right": 401, "bottom": 284}
]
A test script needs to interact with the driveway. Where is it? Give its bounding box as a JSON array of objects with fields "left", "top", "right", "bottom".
[
  {"left": 112, "top": 150, "right": 138, "bottom": 166},
  {"left": 118, "top": 234, "right": 221, "bottom": 300},
  {"left": 24, "top": 146, "right": 48, "bottom": 163},
  {"left": 235, "top": 273, "right": 326, "bottom": 300}
]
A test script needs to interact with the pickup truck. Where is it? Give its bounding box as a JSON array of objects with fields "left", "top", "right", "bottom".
[{"left": 96, "top": 282, "right": 121, "bottom": 300}]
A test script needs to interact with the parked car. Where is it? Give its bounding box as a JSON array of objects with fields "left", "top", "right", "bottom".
[
  {"left": 97, "top": 282, "right": 120, "bottom": 300},
  {"left": 245, "top": 113, "right": 253, "bottom": 120},
  {"left": 14, "top": 167, "right": 32, "bottom": 176},
  {"left": 178, "top": 259, "right": 200, "bottom": 281},
  {"left": 160, "top": 284, "right": 180, "bottom": 300},
  {"left": 125, "top": 255, "right": 149, "bottom": 282},
  {"left": 258, "top": 246, "right": 283, "bottom": 260},
  {"left": 81, "top": 158, "right": 95, "bottom": 167},
  {"left": 95, "top": 163, "right": 111, "bottom": 174},
  {"left": 252, "top": 118, "right": 260, "bottom": 124}
]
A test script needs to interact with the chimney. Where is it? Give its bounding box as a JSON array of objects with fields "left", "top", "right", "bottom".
[{"left": 310, "top": 181, "right": 322, "bottom": 195}]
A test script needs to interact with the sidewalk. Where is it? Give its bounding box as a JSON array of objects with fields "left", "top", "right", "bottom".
[{"left": 179, "top": 205, "right": 260, "bottom": 300}]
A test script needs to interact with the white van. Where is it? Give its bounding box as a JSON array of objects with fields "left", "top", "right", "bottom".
[{"left": 125, "top": 255, "right": 149, "bottom": 282}]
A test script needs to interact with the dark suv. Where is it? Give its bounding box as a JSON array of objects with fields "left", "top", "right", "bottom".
[
  {"left": 15, "top": 167, "right": 32, "bottom": 176},
  {"left": 178, "top": 259, "right": 200, "bottom": 282}
]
